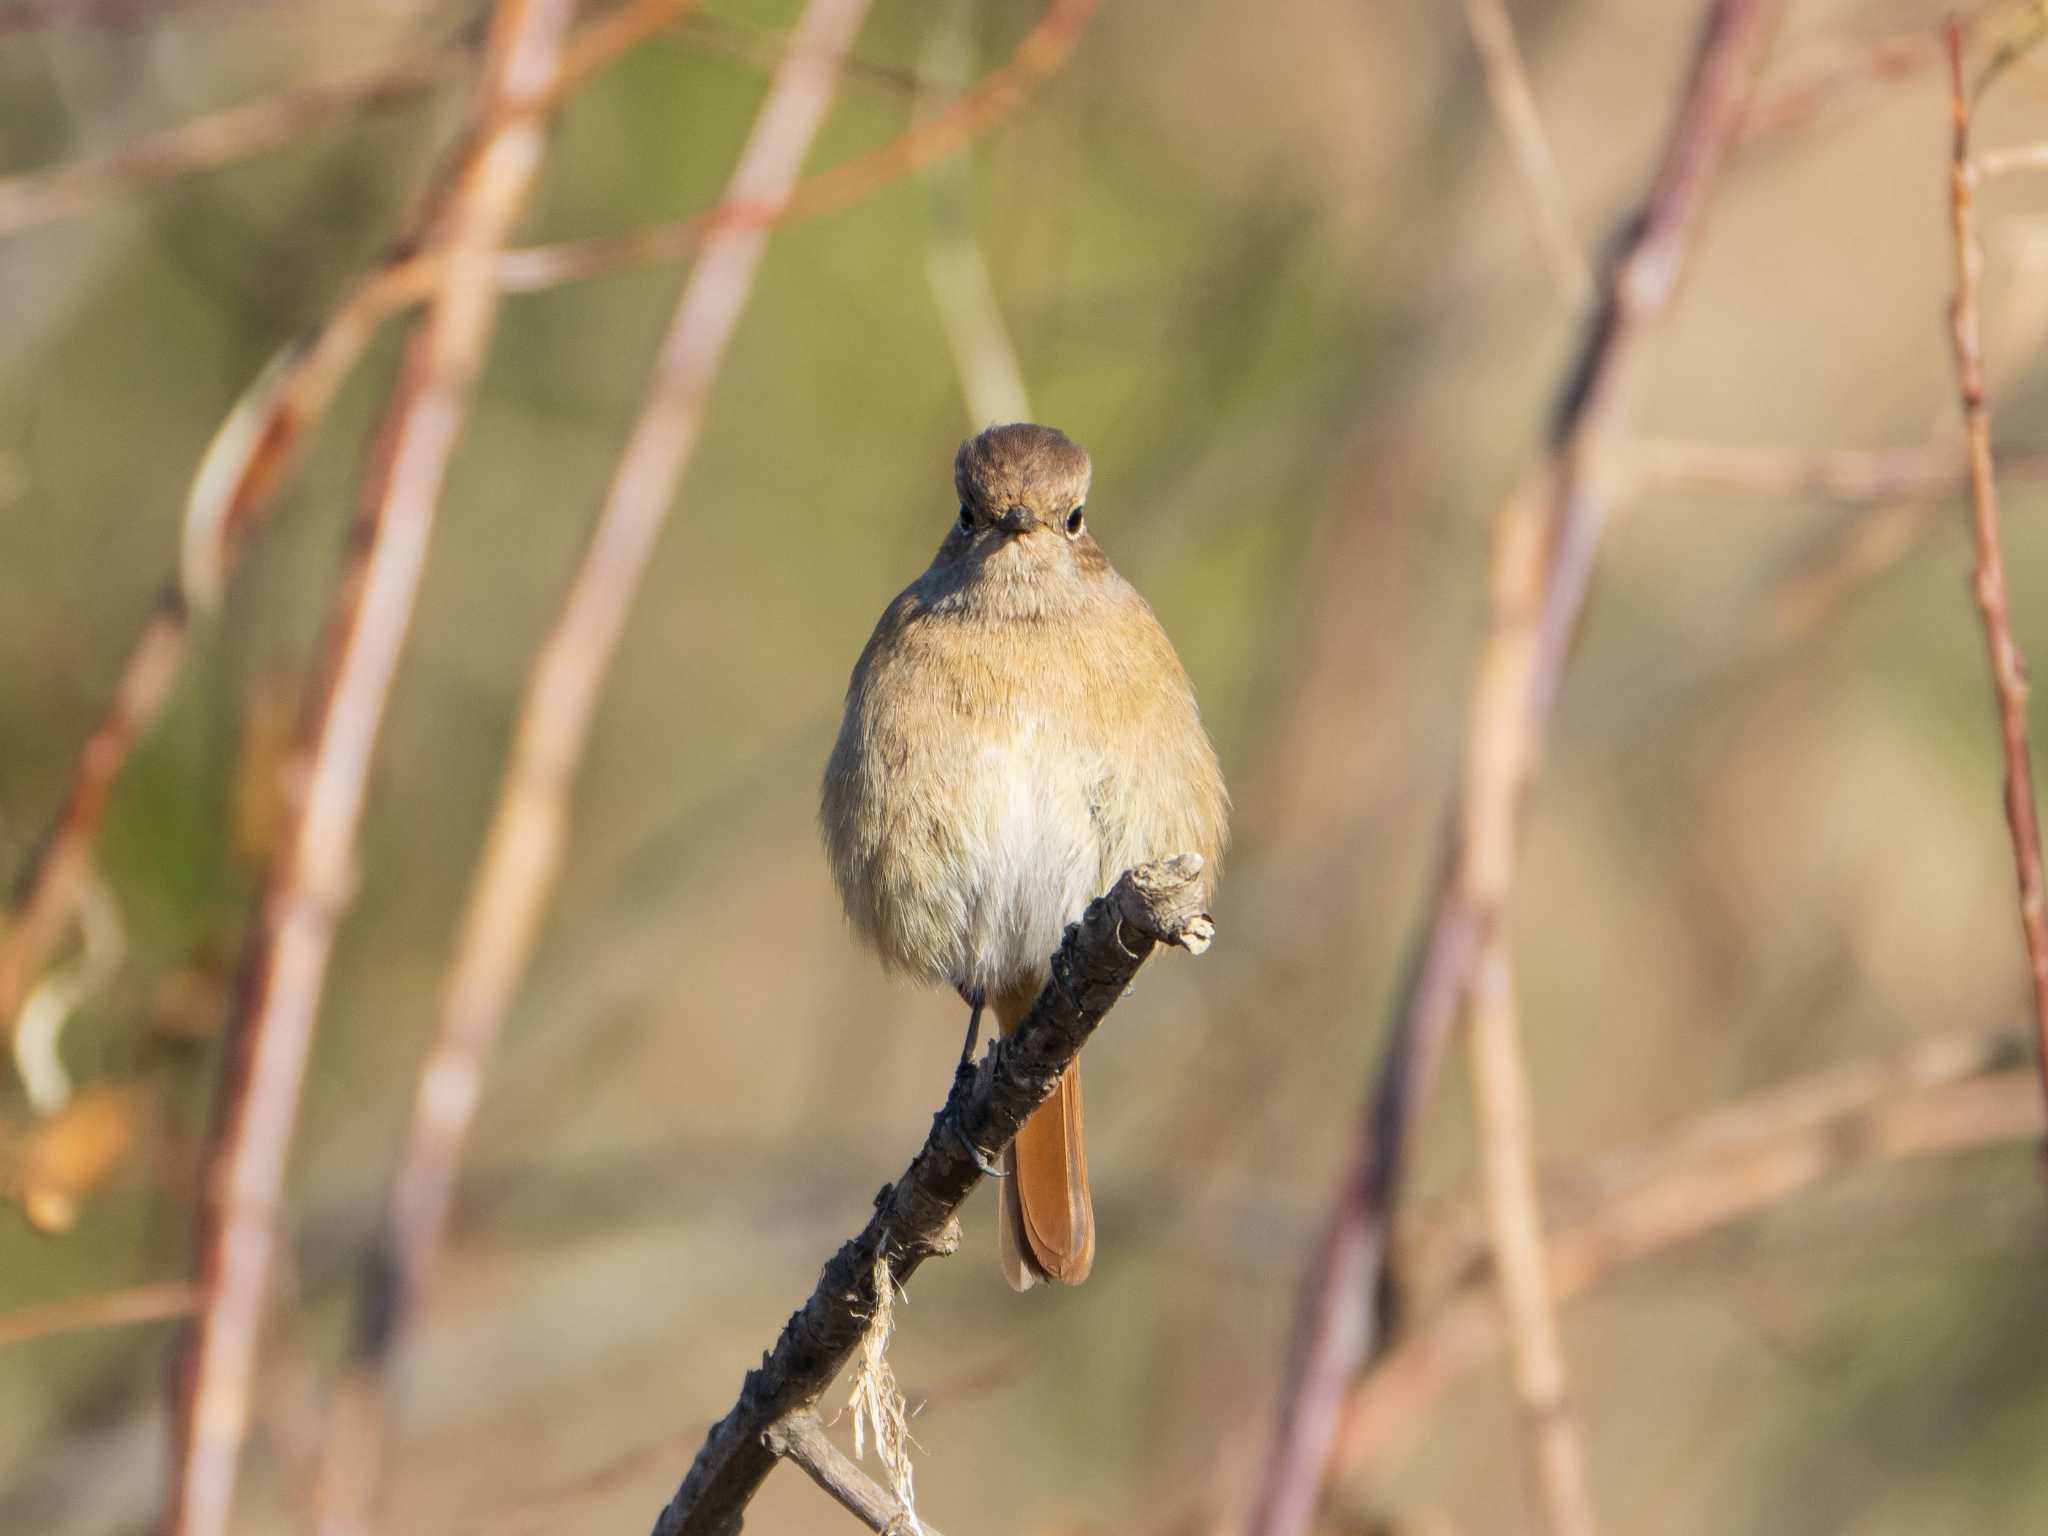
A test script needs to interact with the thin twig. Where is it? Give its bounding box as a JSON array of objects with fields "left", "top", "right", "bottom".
[
  {"left": 0, "top": 597, "right": 177, "bottom": 1049},
  {"left": 1946, "top": 22, "right": 2048, "bottom": 1139},
  {"left": 163, "top": 6, "right": 578, "bottom": 1536},
  {"left": 1245, "top": 7, "right": 1781, "bottom": 1536},
  {"left": 767, "top": 1410, "right": 946, "bottom": 1536},
  {"left": 1409, "top": 1027, "right": 2023, "bottom": 1303},
  {"left": 1338, "top": 1052, "right": 2041, "bottom": 1474},
  {"left": 1466, "top": 950, "right": 1595, "bottom": 1536},
  {"left": 495, "top": 0, "right": 1097, "bottom": 291},
  {"left": 648, "top": 858, "right": 1215, "bottom": 1536},
  {"left": 539, "top": 0, "right": 699, "bottom": 111},
  {"left": 0, "top": 1280, "right": 199, "bottom": 1349},
  {"left": 0, "top": 54, "right": 462, "bottom": 234},
  {"left": 1976, "top": 141, "right": 2048, "bottom": 177},
  {"left": 679, "top": 10, "right": 922, "bottom": 96},
  {"left": 920, "top": 0, "right": 1033, "bottom": 425},
  {"left": 1620, "top": 437, "right": 2048, "bottom": 503},
  {"left": 1736, "top": 3, "right": 2009, "bottom": 146},
  {"left": 1457, "top": 0, "right": 1590, "bottom": 306},
  {"left": 309, "top": 0, "right": 869, "bottom": 1526}
]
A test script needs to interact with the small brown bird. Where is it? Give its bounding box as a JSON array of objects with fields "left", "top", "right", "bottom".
[{"left": 821, "top": 424, "right": 1228, "bottom": 1289}]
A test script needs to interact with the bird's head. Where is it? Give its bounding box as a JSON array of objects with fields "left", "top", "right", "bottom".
[{"left": 948, "top": 422, "right": 1093, "bottom": 548}]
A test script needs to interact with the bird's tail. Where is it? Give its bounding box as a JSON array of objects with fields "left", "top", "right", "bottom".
[{"left": 994, "top": 986, "right": 1094, "bottom": 1290}]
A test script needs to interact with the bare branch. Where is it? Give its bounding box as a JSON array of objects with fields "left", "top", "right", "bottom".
[
  {"left": 920, "top": 0, "right": 1033, "bottom": 425},
  {"left": 0, "top": 1280, "right": 199, "bottom": 1349},
  {"left": 1457, "top": 0, "right": 1590, "bottom": 306},
  {"left": 1339, "top": 1044, "right": 2041, "bottom": 1474},
  {"left": 1466, "top": 950, "right": 1595, "bottom": 1536},
  {"left": 495, "top": 0, "right": 1098, "bottom": 291},
  {"left": 1976, "top": 141, "right": 2048, "bottom": 177},
  {"left": 1945, "top": 23, "right": 2048, "bottom": 1142},
  {"left": 648, "top": 857, "right": 1215, "bottom": 1536},
  {"left": 1620, "top": 437, "right": 2048, "bottom": 503},
  {"left": 766, "top": 1411, "right": 944, "bottom": 1536},
  {"left": 0, "top": 54, "right": 461, "bottom": 235},
  {"left": 309, "top": 0, "right": 870, "bottom": 1525},
  {"left": 1409, "top": 1028, "right": 2022, "bottom": 1306},
  {"left": 1246, "top": 6, "right": 1782, "bottom": 1535},
  {"left": 1736, "top": 3, "right": 2006, "bottom": 147},
  {"left": 541, "top": 0, "right": 699, "bottom": 111},
  {"left": 679, "top": 10, "right": 921, "bottom": 97},
  {"left": 0, "top": 595, "right": 185, "bottom": 1050},
  {"left": 162, "top": 6, "right": 579, "bottom": 1536}
]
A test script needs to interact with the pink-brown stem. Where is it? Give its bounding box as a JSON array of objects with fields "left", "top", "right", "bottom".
[
  {"left": 163, "top": 5, "right": 578, "bottom": 1535},
  {"left": 1245, "top": 5, "right": 1782, "bottom": 1534},
  {"left": 308, "top": 0, "right": 874, "bottom": 1528},
  {"left": 1945, "top": 22, "right": 2048, "bottom": 1139}
]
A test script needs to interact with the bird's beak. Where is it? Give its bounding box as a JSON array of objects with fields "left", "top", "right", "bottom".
[{"left": 995, "top": 505, "right": 1034, "bottom": 535}]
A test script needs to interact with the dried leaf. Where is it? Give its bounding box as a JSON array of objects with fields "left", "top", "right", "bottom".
[{"left": 4, "top": 1085, "right": 144, "bottom": 1233}]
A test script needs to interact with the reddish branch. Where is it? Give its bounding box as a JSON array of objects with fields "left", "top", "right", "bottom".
[
  {"left": 162, "top": 6, "right": 578, "bottom": 1536},
  {"left": 1737, "top": 3, "right": 2007, "bottom": 147},
  {"left": 308, "top": 0, "right": 873, "bottom": 1525},
  {"left": 0, "top": 596, "right": 185, "bottom": 1047},
  {"left": 0, "top": 1279, "right": 200, "bottom": 1349},
  {"left": 0, "top": 55, "right": 459, "bottom": 234},
  {"left": 1946, "top": 24, "right": 2048, "bottom": 1133},
  {"left": 493, "top": 0, "right": 1098, "bottom": 290},
  {"left": 1244, "top": 6, "right": 1782, "bottom": 1536}
]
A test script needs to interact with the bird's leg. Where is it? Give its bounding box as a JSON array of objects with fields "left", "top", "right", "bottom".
[
  {"left": 946, "top": 986, "right": 1005, "bottom": 1177},
  {"left": 957, "top": 988, "right": 986, "bottom": 1074}
]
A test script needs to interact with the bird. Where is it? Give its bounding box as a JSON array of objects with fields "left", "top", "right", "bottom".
[{"left": 820, "top": 423, "right": 1229, "bottom": 1289}]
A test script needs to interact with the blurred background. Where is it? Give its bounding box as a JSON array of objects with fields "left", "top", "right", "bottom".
[{"left": 5, "top": 0, "right": 2048, "bottom": 1531}]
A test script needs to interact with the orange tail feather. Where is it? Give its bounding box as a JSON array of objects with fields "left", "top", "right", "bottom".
[{"left": 995, "top": 990, "right": 1093, "bottom": 1289}]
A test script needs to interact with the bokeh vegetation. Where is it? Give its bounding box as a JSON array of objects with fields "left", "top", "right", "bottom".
[{"left": 5, "top": 0, "right": 2048, "bottom": 1531}]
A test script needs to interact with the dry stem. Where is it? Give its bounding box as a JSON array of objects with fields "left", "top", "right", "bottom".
[
  {"left": 0, "top": 55, "right": 461, "bottom": 234},
  {"left": 309, "top": 0, "right": 870, "bottom": 1525},
  {"left": 540, "top": 0, "right": 699, "bottom": 110},
  {"left": 1466, "top": 950, "right": 1595, "bottom": 1536},
  {"left": 648, "top": 858, "right": 1214, "bottom": 1536},
  {"left": 767, "top": 1411, "right": 942, "bottom": 1536},
  {"left": 0, "top": 1279, "right": 200, "bottom": 1349},
  {"left": 1338, "top": 1047, "right": 2040, "bottom": 1474},
  {"left": 1245, "top": 6, "right": 1782, "bottom": 1535},
  {"left": 494, "top": 0, "right": 1097, "bottom": 291},
  {"left": 162, "top": 6, "right": 577, "bottom": 1535},
  {"left": 1736, "top": 3, "right": 2008, "bottom": 146},
  {"left": 1620, "top": 437, "right": 2048, "bottom": 503},
  {"left": 1946, "top": 23, "right": 2048, "bottom": 1138},
  {"left": 1458, "top": 0, "right": 1590, "bottom": 305},
  {"left": 0, "top": 600, "right": 177, "bottom": 1051},
  {"left": 920, "top": 0, "right": 1034, "bottom": 425}
]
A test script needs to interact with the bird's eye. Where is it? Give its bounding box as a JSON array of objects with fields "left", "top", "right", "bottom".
[
  {"left": 1065, "top": 505, "right": 1085, "bottom": 538},
  {"left": 958, "top": 503, "right": 974, "bottom": 531}
]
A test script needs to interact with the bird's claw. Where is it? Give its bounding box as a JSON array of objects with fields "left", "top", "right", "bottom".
[{"left": 942, "top": 1112, "right": 1005, "bottom": 1177}]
